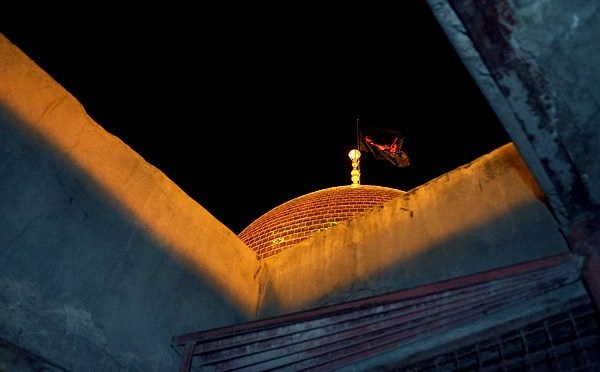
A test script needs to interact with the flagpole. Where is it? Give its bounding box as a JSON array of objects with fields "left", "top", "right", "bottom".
[{"left": 356, "top": 118, "right": 360, "bottom": 150}]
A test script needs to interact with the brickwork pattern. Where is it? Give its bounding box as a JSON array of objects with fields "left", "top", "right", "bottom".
[{"left": 238, "top": 185, "right": 404, "bottom": 259}]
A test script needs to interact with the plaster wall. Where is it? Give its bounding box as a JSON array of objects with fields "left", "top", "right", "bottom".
[
  {"left": 427, "top": 0, "right": 600, "bottom": 225},
  {"left": 260, "top": 143, "right": 570, "bottom": 316},
  {"left": 0, "top": 34, "right": 260, "bottom": 371}
]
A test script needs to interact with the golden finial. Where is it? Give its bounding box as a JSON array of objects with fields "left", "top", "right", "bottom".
[{"left": 348, "top": 149, "right": 361, "bottom": 188}]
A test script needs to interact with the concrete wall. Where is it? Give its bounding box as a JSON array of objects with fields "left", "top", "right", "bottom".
[
  {"left": 0, "top": 35, "right": 261, "bottom": 371},
  {"left": 426, "top": 0, "right": 600, "bottom": 228},
  {"left": 259, "top": 143, "right": 569, "bottom": 316}
]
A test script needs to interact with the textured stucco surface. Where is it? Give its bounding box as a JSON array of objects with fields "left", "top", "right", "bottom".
[
  {"left": 0, "top": 34, "right": 260, "bottom": 371},
  {"left": 427, "top": 0, "right": 600, "bottom": 226},
  {"left": 259, "top": 143, "right": 569, "bottom": 316}
]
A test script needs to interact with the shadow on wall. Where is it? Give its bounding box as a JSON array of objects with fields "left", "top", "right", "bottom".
[
  {"left": 257, "top": 151, "right": 569, "bottom": 316},
  {"left": 0, "top": 106, "right": 249, "bottom": 370}
]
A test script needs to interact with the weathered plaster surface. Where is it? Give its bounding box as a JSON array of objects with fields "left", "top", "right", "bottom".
[
  {"left": 0, "top": 34, "right": 260, "bottom": 371},
  {"left": 260, "top": 143, "right": 568, "bottom": 316},
  {"left": 428, "top": 0, "right": 600, "bottom": 225}
]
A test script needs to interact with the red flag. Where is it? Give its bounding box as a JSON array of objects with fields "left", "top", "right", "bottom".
[{"left": 359, "top": 127, "right": 410, "bottom": 167}]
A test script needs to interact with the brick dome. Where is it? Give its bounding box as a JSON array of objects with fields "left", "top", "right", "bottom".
[{"left": 238, "top": 185, "right": 404, "bottom": 259}]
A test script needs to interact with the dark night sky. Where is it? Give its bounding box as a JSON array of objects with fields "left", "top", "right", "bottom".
[{"left": 2, "top": 8, "right": 510, "bottom": 234}]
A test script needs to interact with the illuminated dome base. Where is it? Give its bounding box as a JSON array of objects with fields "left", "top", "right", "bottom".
[{"left": 239, "top": 185, "right": 404, "bottom": 259}]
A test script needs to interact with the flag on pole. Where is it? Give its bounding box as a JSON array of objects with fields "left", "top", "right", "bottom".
[{"left": 358, "top": 126, "right": 410, "bottom": 168}]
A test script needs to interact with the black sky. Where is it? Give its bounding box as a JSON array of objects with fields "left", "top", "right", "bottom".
[{"left": 2, "top": 7, "right": 510, "bottom": 234}]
